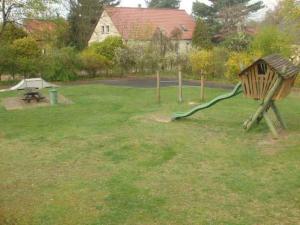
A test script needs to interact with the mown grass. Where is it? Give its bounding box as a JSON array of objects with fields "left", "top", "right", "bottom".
[{"left": 0, "top": 84, "right": 300, "bottom": 225}]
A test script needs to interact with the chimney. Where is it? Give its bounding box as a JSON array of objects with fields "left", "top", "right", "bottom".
[{"left": 138, "top": 4, "right": 142, "bottom": 8}]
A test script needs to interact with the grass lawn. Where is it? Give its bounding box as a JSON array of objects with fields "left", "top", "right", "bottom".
[{"left": 1, "top": 84, "right": 300, "bottom": 225}]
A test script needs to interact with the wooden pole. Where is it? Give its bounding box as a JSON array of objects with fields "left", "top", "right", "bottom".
[
  {"left": 263, "top": 112, "right": 279, "bottom": 139},
  {"left": 270, "top": 101, "right": 287, "bottom": 129},
  {"left": 156, "top": 70, "right": 160, "bottom": 103},
  {"left": 178, "top": 66, "right": 183, "bottom": 103},
  {"left": 200, "top": 74, "right": 205, "bottom": 101},
  {"left": 243, "top": 77, "right": 283, "bottom": 131}
]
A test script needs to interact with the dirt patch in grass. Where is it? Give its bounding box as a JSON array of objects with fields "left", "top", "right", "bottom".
[
  {"left": 131, "top": 113, "right": 172, "bottom": 123},
  {"left": 2, "top": 94, "right": 73, "bottom": 111},
  {"left": 258, "top": 131, "right": 291, "bottom": 155}
]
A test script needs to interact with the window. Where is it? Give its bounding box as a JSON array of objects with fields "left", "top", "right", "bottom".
[
  {"left": 258, "top": 63, "right": 267, "bottom": 75},
  {"left": 106, "top": 25, "right": 110, "bottom": 34},
  {"left": 180, "top": 24, "right": 188, "bottom": 32},
  {"left": 101, "top": 26, "right": 105, "bottom": 34}
]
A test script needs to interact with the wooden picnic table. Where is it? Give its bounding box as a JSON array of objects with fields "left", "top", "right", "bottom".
[{"left": 22, "top": 90, "right": 45, "bottom": 103}]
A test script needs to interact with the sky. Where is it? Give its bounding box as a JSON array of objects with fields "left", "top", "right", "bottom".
[{"left": 119, "top": 0, "right": 280, "bottom": 19}]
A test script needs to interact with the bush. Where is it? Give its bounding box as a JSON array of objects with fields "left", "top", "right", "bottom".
[
  {"left": 223, "top": 33, "right": 252, "bottom": 52},
  {"left": 114, "top": 47, "right": 136, "bottom": 74},
  {"left": 80, "top": 50, "right": 111, "bottom": 77},
  {"left": 89, "top": 36, "right": 124, "bottom": 61},
  {"left": 42, "top": 47, "right": 80, "bottom": 81},
  {"left": 189, "top": 50, "right": 214, "bottom": 77},
  {"left": 212, "top": 47, "right": 229, "bottom": 79},
  {"left": 251, "top": 26, "right": 293, "bottom": 57},
  {"left": 0, "top": 23, "right": 27, "bottom": 44},
  {"left": 225, "top": 51, "right": 262, "bottom": 82},
  {"left": 0, "top": 44, "right": 18, "bottom": 80},
  {"left": 11, "top": 37, "right": 41, "bottom": 77}
]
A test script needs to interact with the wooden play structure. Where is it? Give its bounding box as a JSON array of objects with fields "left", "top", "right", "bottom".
[
  {"left": 173, "top": 54, "right": 299, "bottom": 138},
  {"left": 240, "top": 54, "right": 299, "bottom": 137}
]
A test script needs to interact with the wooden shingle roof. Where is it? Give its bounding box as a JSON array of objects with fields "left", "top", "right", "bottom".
[
  {"left": 262, "top": 54, "right": 299, "bottom": 78},
  {"left": 239, "top": 54, "right": 299, "bottom": 79}
]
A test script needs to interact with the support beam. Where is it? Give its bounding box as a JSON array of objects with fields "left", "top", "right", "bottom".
[
  {"left": 243, "top": 77, "right": 283, "bottom": 131},
  {"left": 270, "top": 101, "right": 287, "bottom": 129},
  {"left": 263, "top": 112, "right": 279, "bottom": 139}
]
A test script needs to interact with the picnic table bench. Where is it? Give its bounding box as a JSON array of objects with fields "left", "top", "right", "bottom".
[{"left": 22, "top": 90, "right": 45, "bottom": 103}]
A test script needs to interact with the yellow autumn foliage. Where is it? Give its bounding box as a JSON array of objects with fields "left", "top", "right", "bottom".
[{"left": 225, "top": 51, "right": 262, "bottom": 82}]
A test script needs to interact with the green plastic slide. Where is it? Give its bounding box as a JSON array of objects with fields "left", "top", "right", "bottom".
[{"left": 172, "top": 82, "right": 243, "bottom": 120}]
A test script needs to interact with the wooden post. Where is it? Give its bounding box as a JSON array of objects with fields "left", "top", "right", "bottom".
[
  {"left": 156, "top": 70, "right": 160, "bottom": 103},
  {"left": 200, "top": 74, "right": 205, "bottom": 101},
  {"left": 270, "top": 101, "right": 287, "bottom": 129},
  {"left": 243, "top": 77, "right": 283, "bottom": 131},
  {"left": 263, "top": 112, "right": 279, "bottom": 139},
  {"left": 178, "top": 66, "right": 183, "bottom": 103}
]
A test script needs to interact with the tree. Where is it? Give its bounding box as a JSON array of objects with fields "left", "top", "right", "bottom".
[
  {"left": 225, "top": 51, "right": 261, "bottom": 82},
  {"left": 192, "top": 19, "right": 212, "bottom": 49},
  {"left": 80, "top": 49, "right": 110, "bottom": 77},
  {"left": 42, "top": 47, "right": 80, "bottom": 81},
  {"left": 11, "top": 37, "right": 42, "bottom": 78},
  {"left": 263, "top": 0, "right": 300, "bottom": 44},
  {"left": 251, "top": 25, "right": 293, "bottom": 57},
  {"left": 0, "top": 0, "right": 59, "bottom": 37},
  {"left": 145, "top": 0, "right": 180, "bottom": 8},
  {"left": 222, "top": 32, "right": 252, "bottom": 52},
  {"left": 67, "top": 0, "right": 120, "bottom": 49},
  {"left": 0, "top": 22, "right": 27, "bottom": 44},
  {"left": 192, "top": 0, "right": 264, "bottom": 41},
  {"left": 0, "top": 44, "right": 17, "bottom": 80},
  {"left": 189, "top": 50, "right": 214, "bottom": 100},
  {"left": 89, "top": 36, "right": 124, "bottom": 61}
]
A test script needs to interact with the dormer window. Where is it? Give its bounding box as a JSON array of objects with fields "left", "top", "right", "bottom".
[
  {"left": 258, "top": 63, "right": 267, "bottom": 75},
  {"left": 180, "top": 24, "right": 188, "bottom": 32},
  {"left": 106, "top": 25, "right": 110, "bottom": 34}
]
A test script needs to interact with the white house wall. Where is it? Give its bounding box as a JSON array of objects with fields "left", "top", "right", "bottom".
[{"left": 88, "top": 10, "right": 121, "bottom": 45}]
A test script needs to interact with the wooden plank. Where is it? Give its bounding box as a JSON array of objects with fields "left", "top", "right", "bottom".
[
  {"left": 262, "top": 68, "right": 272, "bottom": 98},
  {"left": 246, "top": 73, "right": 252, "bottom": 97},
  {"left": 251, "top": 67, "right": 258, "bottom": 99},
  {"left": 241, "top": 74, "right": 249, "bottom": 97},
  {"left": 258, "top": 67, "right": 264, "bottom": 100}
]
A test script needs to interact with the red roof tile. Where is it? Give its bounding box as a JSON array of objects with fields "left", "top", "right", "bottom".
[
  {"left": 105, "top": 7, "right": 195, "bottom": 40},
  {"left": 24, "top": 19, "right": 57, "bottom": 34}
]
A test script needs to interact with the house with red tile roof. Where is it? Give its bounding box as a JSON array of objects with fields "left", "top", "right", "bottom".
[
  {"left": 89, "top": 7, "right": 196, "bottom": 53},
  {"left": 23, "top": 19, "right": 57, "bottom": 42}
]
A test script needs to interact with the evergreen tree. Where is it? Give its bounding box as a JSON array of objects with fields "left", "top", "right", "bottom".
[
  {"left": 68, "top": 0, "right": 119, "bottom": 50},
  {"left": 192, "top": 19, "right": 212, "bottom": 49},
  {"left": 145, "top": 0, "right": 180, "bottom": 9},
  {"left": 192, "top": 0, "right": 264, "bottom": 41}
]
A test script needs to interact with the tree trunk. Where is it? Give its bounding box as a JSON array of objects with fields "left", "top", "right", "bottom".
[{"left": 0, "top": 0, "right": 6, "bottom": 37}]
